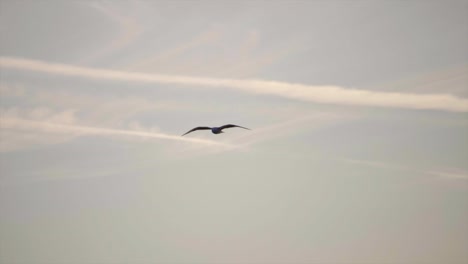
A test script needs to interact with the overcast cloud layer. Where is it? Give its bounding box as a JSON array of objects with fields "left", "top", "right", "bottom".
[{"left": 1, "top": 1, "right": 467, "bottom": 263}]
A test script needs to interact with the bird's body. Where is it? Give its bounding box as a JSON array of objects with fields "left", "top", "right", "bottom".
[
  {"left": 182, "top": 124, "right": 250, "bottom": 136},
  {"left": 211, "top": 127, "right": 223, "bottom": 134}
]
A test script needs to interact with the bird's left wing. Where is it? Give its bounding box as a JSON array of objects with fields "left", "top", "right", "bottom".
[
  {"left": 219, "top": 124, "right": 250, "bottom": 130},
  {"left": 181, "top": 126, "right": 211, "bottom": 136}
]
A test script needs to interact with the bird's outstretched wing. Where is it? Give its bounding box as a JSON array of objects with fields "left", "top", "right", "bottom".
[
  {"left": 181, "top": 126, "right": 211, "bottom": 136},
  {"left": 219, "top": 124, "right": 250, "bottom": 131}
]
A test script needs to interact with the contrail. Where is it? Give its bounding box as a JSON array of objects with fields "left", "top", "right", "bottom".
[
  {"left": 1, "top": 56, "right": 467, "bottom": 112},
  {"left": 0, "top": 118, "right": 234, "bottom": 148}
]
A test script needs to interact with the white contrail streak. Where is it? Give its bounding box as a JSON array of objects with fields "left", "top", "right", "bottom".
[
  {"left": 1, "top": 56, "right": 467, "bottom": 112},
  {"left": 0, "top": 118, "right": 234, "bottom": 148}
]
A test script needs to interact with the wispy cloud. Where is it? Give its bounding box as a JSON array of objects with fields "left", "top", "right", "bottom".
[
  {"left": 234, "top": 112, "right": 357, "bottom": 147},
  {"left": 0, "top": 82, "right": 189, "bottom": 128},
  {"left": 343, "top": 158, "right": 468, "bottom": 182},
  {"left": 379, "top": 65, "right": 468, "bottom": 97},
  {"left": 342, "top": 158, "right": 407, "bottom": 171},
  {"left": 427, "top": 169, "right": 468, "bottom": 180},
  {"left": 127, "top": 27, "right": 222, "bottom": 72},
  {"left": 0, "top": 83, "right": 26, "bottom": 97},
  {"left": 0, "top": 117, "right": 234, "bottom": 152},
  {"left": 2, "top": 57, "right": 467, "bottom": 112},
  {"left": 77, "top": 1, "right": 144, "bottom": 64}
]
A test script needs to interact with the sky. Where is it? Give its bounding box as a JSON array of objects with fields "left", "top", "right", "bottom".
[{"left": 0, "top": 1, "right": 467, "bottom": 263}]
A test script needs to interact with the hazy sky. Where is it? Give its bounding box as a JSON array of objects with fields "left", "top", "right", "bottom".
[{"left": 1, "top": 1, "right": 467, "bottom": 263}]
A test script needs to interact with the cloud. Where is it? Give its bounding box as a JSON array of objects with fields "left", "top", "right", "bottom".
[
  {"left": 234, "top": 112, "right": 357, "bottom": 147},
  {"left": 0, "top": 81, "right": 191, "bottom": 130},
  {"left": 427, "top": 170, "right": 468, "bottom": 180},
  {"left": 127, "top": 27, "right": 222, "bottom": 71},
  {"left": 77, "top": 1, "right": 144, "bottom": 64},
  {"left": 2, "top": 57, "right": 467, "bottom": 112},
  {"left": 342, "top": 158, "right": 406, "bottom": 171},
  {"left": 381, "top": 65, "right": 468, "bottom": 97},
  {"left": 0, "top": 108, "right": 79, "bottom": 152},
  {"left": 343, "top": 158, "right": 468, "bottom": 182},
  {"left": 0, "top": 116, "right": 235, "bottom": 152},
  {"left": 0, "top": 83, "right": 26, "bottom": 97}
]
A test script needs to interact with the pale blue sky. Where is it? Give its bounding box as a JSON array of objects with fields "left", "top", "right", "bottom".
[{"left": 1, "top": 1, "right": 467, "bottom": 263}]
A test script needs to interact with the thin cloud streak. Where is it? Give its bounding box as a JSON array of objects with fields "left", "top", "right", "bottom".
[
  {"left": 0, "top": 118, "right": 234, "bottom": 149},
  {"left": 78, "top": 2, "right": 144, "bottom": 64},
  {"left": 343, "top": 158, "right": 468, "bottom": 181},
  {"left": 2, "top": 57, "right": 467, "bottom": 112},
  {"left": 427, "top": 170, "right": 468, "bottom": 180},
  {"left": 234, "top": 112, "right": 356, "bottom": 147}
]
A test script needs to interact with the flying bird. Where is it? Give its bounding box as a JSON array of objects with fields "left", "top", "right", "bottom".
[{"left": 182, "top": 124, "right": 250, "bottom": 136}]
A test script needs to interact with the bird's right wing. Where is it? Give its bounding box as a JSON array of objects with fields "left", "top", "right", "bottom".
[
  {"left": 181, "top": 126, "right": 211, "bottom": 136},
  {"left": 219, "top": 124, "right": 250, "bottom": 130}
]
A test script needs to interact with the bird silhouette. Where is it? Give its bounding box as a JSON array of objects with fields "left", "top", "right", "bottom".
[{"left": 182, "top": 124, "right": 250, "bottom": 136}]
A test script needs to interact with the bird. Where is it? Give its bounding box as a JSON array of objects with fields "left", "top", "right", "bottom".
[{"left": 182, "top": 124, "right": 250, "bottom": 136}]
